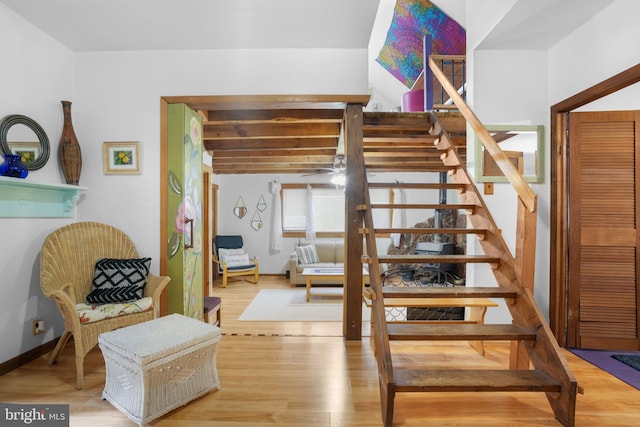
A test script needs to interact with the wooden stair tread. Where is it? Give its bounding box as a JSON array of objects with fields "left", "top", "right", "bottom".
[
  {"left": 393, "top": 369, "right": 561, "bottom": 393},
  {"left": 387, "top": 323, "right": 536, "bottom": 341},
  {"left": 375, "top": 297, "right": 498, "bottom": 308},
  {"left": 376, "top": 254, "right": 500, "bottom": 264},
  {"left": 369, "top": 203, "right": 475, "bottom": 210},
  {"left": 381, "top": 286, "right": 517, "bottom": 299},
  {"left": 368, "top": 182, "right": 466, "bottom": 190},
  {"left": 367, "top": 228, "right": 485, "bottom": 235}
]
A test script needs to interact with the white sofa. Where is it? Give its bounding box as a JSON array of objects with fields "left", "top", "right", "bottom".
[{"left": 289, "top": 239, "right": 369, "bottom": 286}]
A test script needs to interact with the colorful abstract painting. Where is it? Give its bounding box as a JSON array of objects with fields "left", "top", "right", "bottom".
[{"left": 376, "top": 0, "right": 466, "bottom": 88}]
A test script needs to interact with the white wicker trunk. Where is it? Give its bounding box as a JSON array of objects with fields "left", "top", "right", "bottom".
[{"left": 98, "top": 313, "right": 221, "bottom": 426}]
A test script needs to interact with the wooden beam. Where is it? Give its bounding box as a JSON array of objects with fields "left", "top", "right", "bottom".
[
  {"left": 344, "top": 103, "right": 365, "bottom": 340},
  {"left": 205, "top": 108, "right": 344, "bottom": 123},
  {"left": 203, "top": 122, "right": 340, "bottom": 139},
  {"left": 203, "top": 137, "right": 338, "bottom": 150}
]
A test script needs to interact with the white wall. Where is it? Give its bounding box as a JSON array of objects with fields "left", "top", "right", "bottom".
[
  {"left": 0, "top": 4, "right": 370, "bottom": 363},
  {"left": 549, "top": 0, "right": 640, "bottom": 106},
  {"left": 0, "top": 4, "right": 78, "bottom": 364}
]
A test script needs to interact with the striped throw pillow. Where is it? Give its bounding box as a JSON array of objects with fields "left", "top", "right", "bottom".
[{"left": 296, "top": 244, "right": 319, "bottom": 264}]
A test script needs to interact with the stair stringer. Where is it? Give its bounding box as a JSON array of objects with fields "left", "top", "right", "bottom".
[{"left": 428, "top": 112, "right": 578, "bottom": 426}]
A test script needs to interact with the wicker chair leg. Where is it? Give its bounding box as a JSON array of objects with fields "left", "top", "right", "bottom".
[
  {"left": 75, "top": 351, "right": 84, "bottom": 390},
  {"left": 49, "top": 330, "right": 72, "bottom": 365}
]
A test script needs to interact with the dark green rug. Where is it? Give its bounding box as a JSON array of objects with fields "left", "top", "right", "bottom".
[{"left": 611, "top": 354, "right": 640, "bottom": 371}]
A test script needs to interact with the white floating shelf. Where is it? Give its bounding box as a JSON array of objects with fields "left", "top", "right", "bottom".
[{"left": 0, "top": 175, "right": 87, "bottom": 218}]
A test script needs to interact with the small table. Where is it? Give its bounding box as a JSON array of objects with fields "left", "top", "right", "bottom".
[{"left": 301, "top": 267, "right": 368, "bottom": 302}]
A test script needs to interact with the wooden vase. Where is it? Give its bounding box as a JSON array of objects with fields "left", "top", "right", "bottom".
[{"left": 59, "top": 100, "right": 82, "bottom": 185}]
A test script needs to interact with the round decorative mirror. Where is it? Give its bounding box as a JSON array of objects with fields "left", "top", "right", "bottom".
[{"left": 0, "top": 114, "right": 51, "bottom": 170}]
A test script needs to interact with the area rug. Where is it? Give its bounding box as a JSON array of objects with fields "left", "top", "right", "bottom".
[
  {"left": 612, "top": 354, "right": 640, "bottom": 371},
  {"left": 569, "top": 348, "right": 640, "bottom": 390},
  {"left": 238, "top": 288, "right": 370, "bottom": 322}
]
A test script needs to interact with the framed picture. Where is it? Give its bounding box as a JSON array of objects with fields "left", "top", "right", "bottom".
[
  {"left": 8, "top": 142, "right": 40, "bottom": 165},
  {"left": 103, "top": 141, "right": 140, "bottom": 174}
]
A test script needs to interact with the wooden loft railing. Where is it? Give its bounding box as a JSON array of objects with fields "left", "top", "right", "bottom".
[{"left": 411, "top": 55, "right": 467, "bottom": 110}]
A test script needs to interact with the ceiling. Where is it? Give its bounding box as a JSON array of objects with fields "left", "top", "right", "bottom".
[
  {"left": 477, "top": 0, "right": 615, "bottom": 50},
  {"left": 0, "top": 0, "right": 380, "bottom": 51}
]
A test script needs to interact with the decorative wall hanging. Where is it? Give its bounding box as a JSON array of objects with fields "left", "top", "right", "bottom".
[
  {"left": 0, "top": 114, "right": 50, "bottom": 171},
  {"left": 59, "top": 101, "right": 82, "bottom": 184},
  {"left": 251, "top": 210, "right": 262, "bottom": 231},
  {"left": 234, "top": 196, "right": 247, "bottom": 219},
  {"left": 103, "top": 141, "right": 140, "bottom": 174},
  {"left": 376, "top": 0, "right": 466, "bottom": 88},
  {"left": 256, "top": 194, "right": 267, "bottom": 212}
]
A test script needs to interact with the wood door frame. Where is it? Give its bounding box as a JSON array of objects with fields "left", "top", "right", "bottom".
[
  {"left": 550, "top": 64, "right": 640, "bottom": 345},
  {"left": 203, "top": 165, "right": 212, "bottom": 296}
]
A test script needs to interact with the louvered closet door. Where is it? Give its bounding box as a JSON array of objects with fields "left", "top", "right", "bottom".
[{"left": 568, "top": 111, "right": 640, "bottom": 350}]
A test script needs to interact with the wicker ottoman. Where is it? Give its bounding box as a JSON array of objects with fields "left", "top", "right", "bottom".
[{"left": 98, "top": 313, "right": 221, "bottom": 426}]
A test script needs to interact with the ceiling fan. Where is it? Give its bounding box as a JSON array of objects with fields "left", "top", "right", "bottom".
[{"left": 302, "top": 155, "right": 346, "bottom": 186}]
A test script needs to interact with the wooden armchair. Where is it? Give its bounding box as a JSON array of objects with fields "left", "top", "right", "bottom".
[
  {"left": 40, "top": 221, "right": 170, "bottom": 389},
  {"left": 212, "top": 235, "right": 259, "bottom": 288}
]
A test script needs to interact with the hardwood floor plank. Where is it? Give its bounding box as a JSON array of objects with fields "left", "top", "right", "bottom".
[{"left": 0, "top": 276, "right": 638, "bottom": 426}]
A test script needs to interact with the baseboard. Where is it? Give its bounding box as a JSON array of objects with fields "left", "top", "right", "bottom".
[{"left": 0, "top": 338, "right": 59, "bottom": 376}]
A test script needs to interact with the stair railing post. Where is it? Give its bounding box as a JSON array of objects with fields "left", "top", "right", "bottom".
[
  {"left": 510, "top": 197, "right": 538, "bottom": 369},
  {"left": 423, "top": 34, "right": 434, "bottom": 111}
]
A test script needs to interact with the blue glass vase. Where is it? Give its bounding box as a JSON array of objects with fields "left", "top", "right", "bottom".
[{"left": 0, "top": 154, "right": 29, "bottom": 179}]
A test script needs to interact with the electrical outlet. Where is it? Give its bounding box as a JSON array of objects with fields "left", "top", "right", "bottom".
[{"left": 32, "top": 319, "right": 45, "bottom": 335}]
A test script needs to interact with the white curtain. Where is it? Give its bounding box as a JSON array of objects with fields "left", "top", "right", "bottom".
[
  {"left": 270, "top": 180, "right": 282, "bottom": 252},
  {"left": 390, "top": 187, "right": 407, "bottom": 247},
  {"left": 305, "top": 184, "right": 316, "bottom": 241}
]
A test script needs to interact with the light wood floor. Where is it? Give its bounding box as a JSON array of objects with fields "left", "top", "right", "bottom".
[{"left": 1, "top": 276, "right": 639, "bottom": 426}]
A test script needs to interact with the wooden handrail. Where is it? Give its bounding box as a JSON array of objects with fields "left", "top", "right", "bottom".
[{"left": 428, "top": 56, "right": 537, "bottom": 213}]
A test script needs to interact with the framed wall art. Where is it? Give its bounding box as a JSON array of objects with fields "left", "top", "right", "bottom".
[
  {"left": 8, "top": 142, "right": 40, "bottom": 166},
  {"left": 103, "top": 141, "right": 140, "bottom": 174},
  {"left": 475, "top": 125, "right": 544, "bottom": 183}
]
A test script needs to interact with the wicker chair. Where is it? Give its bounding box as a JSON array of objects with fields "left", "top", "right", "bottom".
[{"left": 40, "top": 221, "right": 170, "bottom": 389}]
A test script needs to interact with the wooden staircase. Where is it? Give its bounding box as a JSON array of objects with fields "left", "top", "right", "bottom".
[{"left": 356, "top": 109, "right": 578, "bottom": 426}]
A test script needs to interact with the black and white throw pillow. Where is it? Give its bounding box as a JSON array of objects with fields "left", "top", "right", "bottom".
[{"left": 86, "top": 258, "right": 151, "bottom": 304}]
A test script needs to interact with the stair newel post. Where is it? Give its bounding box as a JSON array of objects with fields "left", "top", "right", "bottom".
[
  {"left": 423, "top": 34, "right": 434, "bottom": 111},
  {"left": 344, "top": 102, "right": 366, "bottom": 340},
  {"left": 510, "top": 196, "right": 538, "bottom": 369}
]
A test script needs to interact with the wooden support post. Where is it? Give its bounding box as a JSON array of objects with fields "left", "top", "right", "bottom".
[
  {"left": 510, "top": 197, "right": 538, "bottom": 369},
  {"left": 344, "top": 103, "right": 365, "bottom": 340}
]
